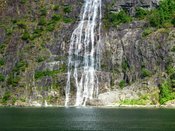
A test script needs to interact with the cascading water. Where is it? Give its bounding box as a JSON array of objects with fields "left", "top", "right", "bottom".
[{"left": 65, "top": 0, "right": 102, "bottom": 106}]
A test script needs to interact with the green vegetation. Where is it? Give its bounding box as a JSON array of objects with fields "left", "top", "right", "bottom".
[
  {"left": 2, "top": 92, "right": 11, "bottom": 104},
  {"left": 120, "top": 95, "right": 150, "bottom": 105},
  {"left": 148, "top": 0, "right": 175, "bottom": 28},
  {"left": 63, "top": 5, "right": 72, "bottom": 13},
  {"left": 35, "top": 64, "right": 67, "bottom": 79},
  {"left": 38, "top": 16, "right": 47, "bottom": 26},
  {"left": 104, "top": 0, "right": 175, "bottom": 30},
  {"left": 16, "top": 20, "right": 26, "bottom": 29},
  {"left": 22, "top": 31, "right": 30, "bottom": 41},
  {"left": 159, "top": 80, "right": 175, "bottom": 104},
  {"left": 104, "top": 10, "right": 132, "bottom": 27},
  {"left": 121, "top": 60, "right": 130, "bottom": 71},
  {"left": 35, "top": 70, "right": 60, "bottom": 79},
  {"left": 0, "top": 73, "right": 5, "bottom": 82},
  {"left": 135, "top": 7, "right": 148, "bottom": 20},
  {"left": 13, "top": 60, "right": 28, "bottom": 73},
  {"left": 7, "top": 60, "right": 28, "bottom": 87},
  {"left": 171, "top": 46, "right": 175, "bottom": 52},
  {"left": 0, "top": 44, "right": 6, "bottom": 54},
  {"left": 0, "top": 58, "right": 5, "bottom": 66},
  {"left": 36, "top": 56, "right": 47, "bottom": 63},
  {"left": 141, "top": 68, "right": 152, "bottom": 78},
  {"left": 142, "top": 28, "right": 154, "bottom": 37},
  {"left": 20, "top": 0, "right": 27, "bottom": 4},
  {"left": 51, "top": 14, "right": 61, "bottom": 22},
  {"left": 53, "top": 5, "right": 59, "bottom": 11},
  {"left": 119, "top": 80, "right": 126, "bottom": 89},
  {"left": 40, "top": 7, "right": 47, "bottom": 16}
]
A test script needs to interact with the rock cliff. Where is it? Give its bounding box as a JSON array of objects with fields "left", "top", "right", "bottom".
[{"left": 0, "top": 0, "right": 175, "bottom": 107}]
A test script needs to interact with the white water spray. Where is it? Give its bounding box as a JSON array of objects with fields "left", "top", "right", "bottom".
[{"left": 65, "top": 0, "right": 102, "bottom": 106}]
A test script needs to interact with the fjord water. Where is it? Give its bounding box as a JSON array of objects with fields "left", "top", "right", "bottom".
[
  {"left": 66, "top": 0, "right": 102, "bottom": 106},
  {"left": 0, "top": 108, "right": 175, "bottom": 131}
]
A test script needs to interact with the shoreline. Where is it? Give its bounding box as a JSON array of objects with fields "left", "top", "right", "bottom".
[{"left": 0, "top": 104, "right": 175, "bottom": 109}]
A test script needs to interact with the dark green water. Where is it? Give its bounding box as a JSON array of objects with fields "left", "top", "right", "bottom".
[{"left": 0, "top": 107, "right": 175, "bottom": 131}]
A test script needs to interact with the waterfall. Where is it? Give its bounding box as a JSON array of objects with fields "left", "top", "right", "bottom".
[{"left": 65, "top": 0, "right": 102, "bottom": 106}]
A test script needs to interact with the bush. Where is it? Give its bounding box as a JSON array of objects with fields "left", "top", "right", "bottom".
[
  {"left": 20, "top": 0, "right": 27, "bottom": 4},
  {"left": 122, "top": 60, "right": 130, "bottom": 71},
  {"left": 52, "top": 14, "right": 61, "bottom": 22},
  {"left": 120, "top": 95, "right": 149, "bottom": 105},
  {"left": 53, "top": 5, "right": 59, "bottom": 11},
  {"left": 13, "top": 60, "right": 28, "bottom": 73},
  {"left": 141, "top": 68, "right": 152, "bottom": 78},
  {"left": 7, "top": 74, "right": 20, "bottom": 87},
  {"left": 0, "top": 44, "right": 6, "bottom": 54},
  {"left": 36, "top": 56, "right": 46, "bottom": 63},
  {"left": 63, "top": 5, "right": 72, "bottom": 13},
  {"left": 40, "top": 8, "right": 47, "bottom": 16},
  {"left": 148, "top": 0, "right": 175, "bottom": 28},
  {"left": 171, "top": 46, "right": 175, "bottom": 52},
  {"left": 119, "top": 80, "right": 126, "bottom": 89},
  {"left": 38, "top": 16, "right": 47, "bottom": 26},
  {"left": 63, "top": 17, "right": 74, "bottom": 23},
  {"left": 142, "top": 28, "right": 154, "bottom": 37},
  {"left": 46, "top": 24, "right": 55, "bottom": 31},
  {"left": 35, "top": 70, "right": 60, "bottom": 79},
  {"left": 135, "top": 7, "right": 148, "bottom": 19},
  {"left": 107, "top": 10, "right": 132, "bottom": 26},
  {"left": 0, "top": 58, "right": 5, "bottom": 66},
  {"left": 16, "top": 21, "right": 26, "bottom": 29},
  {"left": 2, "top": 92, "right": 11, "bottom": 104},
  {"left": 31, "top": 27, "right": 43, "bottom": 39},
  {"left": 22, "top": 31, "right": 30, "bottom": 41},
  {"left": 0, "top": 73, "right": 5, "bottom": 82},
  {"left": 159, "top": 80, "right": 175, "bottom": 104}
]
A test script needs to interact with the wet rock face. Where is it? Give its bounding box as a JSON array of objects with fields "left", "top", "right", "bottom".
[
  {"left": 0, "top": 0, "right": 174, "bottom": 106},
  {"left": 103, "top": 22, "right": 175, "bottom": 85}
]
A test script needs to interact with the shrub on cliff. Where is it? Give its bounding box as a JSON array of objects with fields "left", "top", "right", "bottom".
[
  {"left": 105, "top": 10, "right": 132, "bottom": 27},
  {"left": 159, "top": 80, "right": 175, "bottom": 104},
  {"left": 148, "top": 0, "right": 175, "bottom": 28}
]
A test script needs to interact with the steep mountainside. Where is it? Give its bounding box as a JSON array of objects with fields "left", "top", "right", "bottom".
[{"left": 0, "top": 0, "right": 175, "bottom": 107}]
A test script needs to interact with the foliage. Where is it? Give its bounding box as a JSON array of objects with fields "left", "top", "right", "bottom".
[
  {"left": 53, "top": 5, "right": 59, "bottom": 11},
  {"left": 0, "top": 73, "right": 5, "bottom": 82},
  {"left": 63, "top": 5, "right": 72, "bottom": 13},
  {"left": 13, "top": 60, "right": 28, "bottom": 73},
  {"left": 35, "top": 64, "right": 66, "bottom": 79},
  {"left": 142, "top": 28, "right": 154, "bottom": 37},
  {"left": 159, "top": 80, "right": 175, "bottom": 104},
  {"left": 7, "top": 60, "right": 27, "bottom": 87},
  {"left": 2, "top": 92, "right": 11, "bottom": 104},
  {"left": 22, "top": 31, "right": 30, "bottom": 41},
  {"left": 51, "top": 14, "right": 61, "bottom": 22},
  {"left": 121, "top": 60, "right": 130, "bottom": 71},
  {"left": 135, "top": 7, "right": 148, "bottom": 20},
  {"left": 16, "top": 20, "right": 26, "bottom": 29},
  {"left": 7, "top": 74, "right": 20, "bottom": 87},
  {"left": 36, "top": 56, "right": 46, "bottom": 63},
  {"left": 171, "top": 46, "right": 175, "bottom": 52},
  {"left": 120, "top": 95, "right": 150, "bottom": 105},
  {"left": 63, "top": 17, "right": 74, "bottom": 23},
  {"left": 148, "top": 0, "right": 175, "bottom": 28},
  {"left": 119, "top": 80, "right": 126, "bottom": 89},
  {"left": 0, "top": 44, "right": 6, "bottom": 54},
  {"left": 105, "top": 10, "right": 132, "bottom": 27},
  {"left": 40, "top": 8, "right": 47, "bottom": 16},
  {"left": 0, "top": 58, "right": 5, "bottom": 66},
  {"left": 141, "top": 68, "right": 152, "bottom": 78},
  {"left": 38, "top": 16, "right": 47, "bottom": 26},
  {"left": 35, "top": 70, "right": 60, "bottom": 79},
  {"left": 20, "top": 0, "right": 27, "bottom": 4}
]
